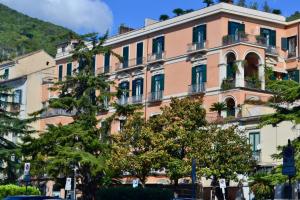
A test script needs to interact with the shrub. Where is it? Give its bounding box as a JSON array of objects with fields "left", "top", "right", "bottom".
[
  {"left": 96, "top": 187, "right": 173, "bottom": 200},
  {"left": 0, "top": 184, "right": 40, "bottom": 199}
]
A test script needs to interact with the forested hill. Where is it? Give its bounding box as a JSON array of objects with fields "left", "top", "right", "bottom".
[{"left": 0, "top": 3, "right": 75, "bottom": 60}]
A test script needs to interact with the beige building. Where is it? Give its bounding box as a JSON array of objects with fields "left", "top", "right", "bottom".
[{"left": 0, "top": 50, "right": 56, "bottom": 140}]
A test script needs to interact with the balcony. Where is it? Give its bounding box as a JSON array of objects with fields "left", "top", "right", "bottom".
[
  {"left": 222, "top": 33, "right": 249, "bottom": 46},
  {"left": 147, "top": 52, "right": 166, "bottom": 64},
  {"left": 266, "top": 46, "right": 279, "bottom": 56},
  {"left": 40, "top": 108, "right": 75, "bottom": 118},
  {"left": 148, "top": 90, "right": 164, "bottom": 103},
  {"left": 96, "top": 66, "right": 110, "bottom": 75},
  {"left": 187, "top": 41, "right": 208, "bottom": 54},
  {"left": 188, "top": 83, "right": 206, "bottom": 95},
  {"left": 244, "top": 79, "right": 261, "bottom": 90},
  {"left": 117, "top": 96, "right": 129, "bottom": 106},
  {"left": 221, "top": 79, "right": 236, "bottom": 90},
  {"left": 253, "top": 150, "right": 261, "bottom": 162},
  {"left": 115, "top": 57, "right": 145, "bottom": 72},
  {"left": 287, "top": 51, "right": 297, "bottom": 59},
  {"left": 132, "top": 95, "right": 143, "bottom": 104}
]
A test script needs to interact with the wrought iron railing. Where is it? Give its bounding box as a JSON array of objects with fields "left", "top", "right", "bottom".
[
  {"left": 116, "top": 57, "right": 145, "bottom": 71},
  {"left": 187, "top": 41, "right": 208, "bottom": 52},
  {"left": 147, "top": 52, "right": 166, "bottom": 63},
  {"left": 41, "top": 108, "right": 76, "bottom": 118},
  {"left": 188, "top": 83, "right": 206, "bottom": 94},
  {"left": 132, "top": 95, "right": 143, "bottom": 104},
  {"left": 148, "top": 91, "right": 164, "bottom": 102},
  {"left": 244, "top": 79, "right": 261, "bottom": 89}
]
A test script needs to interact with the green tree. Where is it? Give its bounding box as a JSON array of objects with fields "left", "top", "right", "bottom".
[
  {"left": 159, "top": 14, "right": 170, "bottom": 21},
  {"left": 110, "top": 112, "right": 167, "bottom": 185},
  {"left": 218, "top": 0, "right": 234, "bottom": 4},
  {"left": 249, "top": 173, "right": 274, "bottom": 200},
  {"left": 262, "top": 0, "right": 272, "bottom": 13},
  {"left": 236, "top": 0, "right": 247, "bottom": 7},
  {"left": 149, "top": 97, "right": 207, "bottom": 184},
  {"left": 210, "top": 102, "right": 227, "bottom": 117},
  {"left": 173, "top": 8, "right": 185, "bottom": 16},
  {"left": 272, "top": 9, "right": 282, "bottom": 15},
  {"left": 0, "top": 81, "right": 34, "bottom": 183},
  {"left": 287, "top": 11, "right": 300, "bottom": 22},
  {"left": 22, "top": 33, "right": 120, "bottom": 199},
  {"left": 249, "top": 1, "right": 258, "bottom": 10},
  {"left": 203, "top": 0, "right": 214, "bottom": 7}
]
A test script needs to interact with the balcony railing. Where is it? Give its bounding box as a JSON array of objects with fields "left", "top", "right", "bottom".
[
  {"left": 41, "top": 108, "right": 76, "bottom": 118},
  {"left": 147, "top": 52, "right": 166, "bottom": 63},
  {"left": 266, "top": 46, "right": 279, "bottom": 56},
  {"left": 132, "top": 95, "right": 143, "bottom": 104},
  {"left": 221, "top": 79, "right": 236, "bottom": 90},
  {"left": 222, "top": 33, "right": 249, "bottom": 46},
  {"left": 148, "top": 90, "right": 164, "bottom": 102},
  {"left": 253, "top": 150, "right": 261, "bottom": 162},
  {"left": 188, "top": 83, "right": 206, "bottom": 94},
  {"left": 117, "top": 96, "right": 129, "bottom": 106},
  {"left": 187, "top": 41, "right": 208, "bottom": 53},
  {"left": 244, "top": 79, "right": 261, "bottom": 90},
  {"left": 116, "top": 57, "right": 145, "bottom": 71},
  {"left": 287, "top": 51, "right": 297, "bottom": 59}
]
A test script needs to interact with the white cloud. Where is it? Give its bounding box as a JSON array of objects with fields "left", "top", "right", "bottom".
[{"left": 0, "top": 0, "right": 113, "bottom": 34}]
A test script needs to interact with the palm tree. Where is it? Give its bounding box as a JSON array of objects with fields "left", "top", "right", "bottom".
[
  {"left": 210, "top": 102, "right": 227, "bottom": 117},
  {"left": 203, "top": 0, "right": 214, "bottom": 7},
  {"left": 173, "top": 8, "right": 185, "bottom": 16},
  {"left": 159, "top": 14, "right": 170, "bottom": 21}
]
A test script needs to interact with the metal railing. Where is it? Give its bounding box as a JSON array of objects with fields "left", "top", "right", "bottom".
[
  {"left": 287, "top": 51, "right": 297, "bottom": 58},
  {"left": 266, "top": 46, "right": 279, "bottom": 55},
  {"left": 244, "top": 79, "right": 261, "bottom": 89},
  {"left": 40, "top": 108, "right": 76, "bottom": 118},
  {"left": 147, "top": 52, "right": 166, "bottom": 63},
  {"left": 221, "top": 79, "right": 236, "bottom": 90},
  {"left": 115, "top": 57, "right": 145, "bottom": 71},
  {"left": 187, "top": 41, "right": 208, "bottom": 53},
  {"left": 222, "top": 33, "right": 249, "bottom": 46},
  {"left": 148, "top": 90, "right": 164, "bottom": 102},
  {"left": 188, "top": 83, "right": 206, "bottom": 94},
  {"left": 117, "top": 96, "right": 129, "bottom": 106},
  {"left": 132, "top": 95, "right": 143, "bottom": 104}
]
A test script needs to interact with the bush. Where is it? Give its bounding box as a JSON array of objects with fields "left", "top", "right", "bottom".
[
  {"left": 96, "top": 187, "right": 173, "bottom": 200},
  {"left": 0, "top": 184, "right": 40, "bottom": 198}
]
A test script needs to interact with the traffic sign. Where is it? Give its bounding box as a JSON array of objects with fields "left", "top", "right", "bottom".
[
  {"left": 24, "top": 163, "right": 30, "bottom": 175},
  {"left": 282, "top": 140, "right": 296, "bottom": 177},
  {"left": 132, "top": 179, "right": 139, "bottom": 188},
  {"left": 219, "top": 179, "right": 226, "bottom": 189},
  {"left": 65, "top": 177, "right": 72, "bottom": 191}
]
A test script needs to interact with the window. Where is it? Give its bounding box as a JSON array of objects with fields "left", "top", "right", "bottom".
[
  {"left": 151, "top": 74, "right": 164, "bottom": 93},
  {"left": 136, "top": 42, "right": 143, "bottom": 65},
  {"left": 13, "top": 90, "right": 22, "bottom": 104},
  {"left": 152, "top": 36, "right": 165, "bottom": 56},
  {"left": 119, "top": 81, "right": 130, "bottom": 104},
  {"left": 193, "top": 24, "right": 207, "bottom": 44},
  {"left": 119, "top": 119, "right": 126, "bottom": 132},
  {"left": 228, "top": 22, "right": 245, "bottom": 36},
  {"left": 288, "top": 70, "right": 300, "bottom": 83},
  {"left": 58, "top": 65, "right": 63, "bottom": 81},
  {"left": 67, "top": 63, "right": 72, "bottom": 76},
  {"left": 132, "top": 78, "right": 144, "bottom": 103},
  {"left": 249, "top": 132, "right": 261, "bottom": 161},
  {"left": 104, "top": 53, "right": 110, "bottom": 73},
  {"left": 288, "top": 36, "right": 297, "bottom": 58},
  {"left": 260, "top": 28, "right": 276, "bottom": 47},
  {"left": 123, "top": 46, "right": 129, "bottom": 68},
  {"left": 192, "top": 65, "right": 207, "bottom": 85},
  {"left": 3, "top": 68, "right": 9, "bottom": 80}
]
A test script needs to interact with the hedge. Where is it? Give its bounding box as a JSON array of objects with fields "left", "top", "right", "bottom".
[
  {"left": 0, "top": 184, "right": 40, "bottom": 198},
  {"left": 96, "top": 187, "right": 173, "bottom": 200}
]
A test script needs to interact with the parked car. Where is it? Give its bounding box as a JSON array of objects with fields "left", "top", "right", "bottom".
[{"left": 4, "top": 196, "right": 61, "bottom": 200}]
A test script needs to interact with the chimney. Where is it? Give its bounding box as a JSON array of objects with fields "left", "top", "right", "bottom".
[{"left": 118, "top": 24, "right": 135, "bottom": 34}]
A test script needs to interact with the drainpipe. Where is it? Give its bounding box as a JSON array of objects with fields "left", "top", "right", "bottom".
[{"left": 298, "top": 22, "right": 300, "bottom": 61}]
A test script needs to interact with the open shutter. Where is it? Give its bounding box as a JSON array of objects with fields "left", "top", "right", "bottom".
[
  {"left": 160, "top": 74, "right": 165, "bottom": 90},
  {"left": 282, "top": 73, "right": 289, "bottom": 80},
  {"left": 191, "top": 67, "right": 196, "bottom": 85},
  {"left": 270, "top": 30, "right": 276, "bottom": 46},
  {"left": 193, "top": 26, "right": 198, "bottom": 43},
  {"left": 160, "top": 36, "right": 165, "bottom": 52},
  {"left": 152, "top": 38, "right": 158, "bottom": 54},
  {"left": 67, "top": 63, "right": 72, "bottom": 76},
  {"left": 281, "top": 38, "right": 288, "bottom": 51},
  {"left": 132, "top": 79, "right": 136, "bottom": 97},
  {"left": 136, "top": 42, "right": 143, "bottom": 64},
  {"left": 295, "top": 70, "right": 300, "bottom": 83},
  {"left": 202, "top": 65, "right": 207, "bottom": 82},
  {"left": 58, "top": 65, "right": 63, "bottom": 81},
  {"left": 123, "top": 46, "right": 129, "bottom": 67},
  {"left": 140, "top": 79, "right": 144, "bottom": 95},
  {"left": 151, "top": 76, "right": 155, "bottom": 92},
  {"left": 239, "top": 23, "right": 245, "bottom": 33}
]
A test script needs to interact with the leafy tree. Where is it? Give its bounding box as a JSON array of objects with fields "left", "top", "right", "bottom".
[
  {"left": 110, "top": 112, "right": 167, "bottom": 185},
  {"left": 272, "top": 9, "right": 282, "bottom": 15},
  {"left": 149, "top": 97, "right": 207, "bottom": 184},
  {"left": 22, "top": 33, "right": 120, "bottom": 199},
  {"left": 248, "top": 1, "right": 258, "bottom": 10},
  {"left": 203, "top": 0, "right": 214, "bottom": 7},
  {"left": 184, "top": 9, "right": 194, "bottom": 14},
  {"left": 159, "top": 14, "right": 170, "bottom": 21},
  {"left": 0, "top": 80, "right": 34, "bottom": 183},
  {"left": 218, "top": 0, "right": 234, "bottom": 4},
  {"left": 236, "top": 0, "right": 247, "bottom": 7},
  {"left": 287, "top": 11, "right": 300, "bottom": 22},
  {"left": 210, "top": 102, "right": 227, "bottom": 117},
  {"left": 262, "top": 0, "right": 272, "bottom": 13},
  {"left": 173, "top": 8, "right": 185, "bottom": 16}
]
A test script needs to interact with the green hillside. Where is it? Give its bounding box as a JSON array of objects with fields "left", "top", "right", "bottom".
[{"left": 0, "top": 3, "right": 75, "bottom": 60}]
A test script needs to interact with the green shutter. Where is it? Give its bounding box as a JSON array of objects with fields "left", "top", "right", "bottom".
[
  {"left": 140, "top": 79, "right": 144, "bottom": 95},
  {"left": 226, "top": 63, "right": 234, "bottom": 79},
  {"left": 192, "top": 66, "right": 197, "bottom": 85},
  {"left": 152, "top": 38, "right": 158, "bottom": 54},
  {"left": 193, "top": 26, "right": 198, "bottom": 43},
  {"left": 295, "top": 70, "right": 300, "bottom": 83},
  {"left": 136, "top": 42, "right": 143, "bottom": 64},
  {"left": 132, "top": 79, "right": 136, "bottom": 96},
  {"left": 282, "top": 73, "right": 289, "bottom": 80},
  {"left": 269, "top": 72, "right": 276, "bottom": 81},
  {"left": 4, "top": 68, "right": 9, "bottom": 79},
  {"left": 270, "top": 30, "right": 276, "bottom": 46},
  {"left": 201, "top": 25, "right": 207, "bottom": 41},
  {"left": 151, "top": 76, "right": 155, "bottom": 92},
  {"left": 202, "top": 65, "right": 207, "bottom": 82},
  {"left": 67, "top": 63, "right": 72, "bottom": 76},
  {"left": 123, "top": 46, "right": 129, "bottom": 67},
  {"left": 104, "top": 53, "right": 110, "bottom": 67},
  {"left": 281, "top": 38, "right": 288, "bottom": 51},
  {"left": 58, "top": 65, "right": 63, "bottom": 81},
  {"left": 160, "top": 74, "right": 165, "bottom": 90},
  {"left": 239, "top": 23, "right": 245, "bottom": 33}
]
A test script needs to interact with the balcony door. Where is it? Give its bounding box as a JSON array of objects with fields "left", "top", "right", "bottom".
[
  {"left": 151, "top": 74, "right": 164, "bottom": 99},
  {"left": 136, "top": 42, "right": 143, "bottom": 65},
  {"left": 228, "top": 21, "right": 245, "bottom": 40},
  {"left": 249, "top": 132, "right": 261, "bottom": 160},
  {"left": 260, "top": 28, "right": 276, "bottom": 47},
  {"left": 119, "top": 81, "right": 129, "bottom": 104},
  {"left": 193, "top": 24, "right": 206, "bottom": 45},
  {"left": 152, "top": 36, "right": 165, "bottom": 58},
  {"left": 132, "top": 78, "right": 143, "bottom": 96},
  {"left": 192, "top": 65, "right": 206, "bottom": 85}
]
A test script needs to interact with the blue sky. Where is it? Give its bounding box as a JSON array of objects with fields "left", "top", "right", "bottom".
[
  {"left": 104, "top": 0, "right": 300, "bottom": 35},
  {"left": 0, "top": 0, "right": 299, "bottom": 35}
]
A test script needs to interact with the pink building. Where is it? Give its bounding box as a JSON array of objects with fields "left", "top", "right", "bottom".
[{"left": 42, "top": 3, "right": 300, "bottom": 171}]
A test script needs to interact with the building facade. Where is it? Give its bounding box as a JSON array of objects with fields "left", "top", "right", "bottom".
[
  {"left": 46, "top": 3, "right": 300, "bottom": 172},
  {"left": 0, "top": 50, "right": 56, "bottom": 139}
]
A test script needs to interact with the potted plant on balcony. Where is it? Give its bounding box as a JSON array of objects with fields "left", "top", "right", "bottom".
[
  {"left": 222, "top": 35, "right": 231, "bottom": 45},
  {"left": 221, "top": 78, "right": 235, "bottom": 90},
  {"left": 245, "top": 75, "right": 261, "bottom": 89}
]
